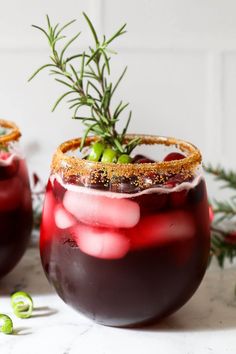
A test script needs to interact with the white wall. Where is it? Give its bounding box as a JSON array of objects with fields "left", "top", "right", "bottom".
[{"left": 0, "top": 0, "right": 235, "bottom": 197}]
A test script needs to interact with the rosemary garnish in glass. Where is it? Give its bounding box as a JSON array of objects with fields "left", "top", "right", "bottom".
[{"left": 29, "top": 13, "right": 140, "bottom": 162}]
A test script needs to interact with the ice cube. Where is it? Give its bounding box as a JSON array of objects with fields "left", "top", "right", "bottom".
[
  {"left": 40, "top": 191, "right": 56, "bottom": 240},
  {"left": 72, "top": 224, "right": 130, "bottom": 259},
  {"left": 0, "top": 177, "right": 23, "bottom": 211},
  {"left": 130, "top": 210, "right": 195, "bottom": 250},
  {"left": 54, "top": 204, "right": 76, "bottom": 229},
  {"left": 63, "top": 191, "right": 140, "bottom": 228}
]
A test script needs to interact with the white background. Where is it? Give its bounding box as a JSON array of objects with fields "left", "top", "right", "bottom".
[{"left": 0, "top": 0, "right": 235, "bottom": 197}]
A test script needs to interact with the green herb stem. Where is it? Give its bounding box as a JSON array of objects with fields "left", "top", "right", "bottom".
[{"left": 29, "top": 13, "right": 139, "bottom": 155}]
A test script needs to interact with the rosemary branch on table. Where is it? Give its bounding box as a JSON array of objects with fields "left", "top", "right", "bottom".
[
  {"left": 205, "top": 163, "right": 236, "bottom": 266},
  {"left": 29, "top": 13, "right": 140, "bottom": 156},
  {"left": 210, "top": 226, "right": 236, "bottom": 267},
  {"left": 204, "top": 164, "right": 236, "bottom": 190}
]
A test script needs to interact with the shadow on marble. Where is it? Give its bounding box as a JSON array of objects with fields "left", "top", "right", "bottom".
[
  {"left": 137, "top": 267, "right": 236, "bottom": 332},
  {"left": 13, "top": 326, "right": 33, "bottom": 335},
  {"left": 0, "top": 246, "right": 53, "bottom": 296},
  {"left": 32, "top": 306, "right": 58, "bottom": 318}
]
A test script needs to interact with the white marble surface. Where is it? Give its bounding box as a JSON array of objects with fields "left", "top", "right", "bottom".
[{"left": 0, "top": 243, "right": 236, "bottom": 354}]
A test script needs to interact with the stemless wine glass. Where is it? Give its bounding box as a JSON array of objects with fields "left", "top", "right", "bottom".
[
  {"left": 0, "top": 119, "right": 33, "bottom": 279},
  {"left": 40, "top": 135, "right": 210, "bottom": 327}
]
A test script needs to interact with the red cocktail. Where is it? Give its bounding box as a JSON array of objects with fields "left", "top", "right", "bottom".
[
  {"left": 0, "top": 120, "right": 33, "bottom": 278},
  {"left": 40, "top": 135, "right": 210, "bottom": 327}
]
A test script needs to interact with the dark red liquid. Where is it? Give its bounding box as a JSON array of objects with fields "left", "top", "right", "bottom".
[
  {"left": 0, "top": 156, "right": 33, "bottom": 278},
  {"left": 40, "top": 176, "right": 210, "bottom": 327}
]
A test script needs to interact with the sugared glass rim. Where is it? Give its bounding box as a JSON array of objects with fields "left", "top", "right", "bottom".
[
  {"left": 0, "top": 119, "right": 21, "bottom": 144},
  {"left": 52, "top": 134, "right": 202, "bottom": 181}
]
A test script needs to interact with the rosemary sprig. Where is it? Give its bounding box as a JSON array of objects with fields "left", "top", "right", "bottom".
[
  {"left": 204, "top": 163, "right": 236, "bottom": 190},
  {"left": 29, "top": 13, "right": 140, "bottom": 154},
  {"left": 212, "top": 199, "right": 236, "bottom": 222},
  {"left": 204, "top": 163, "right": 236, "bottom": 223}
]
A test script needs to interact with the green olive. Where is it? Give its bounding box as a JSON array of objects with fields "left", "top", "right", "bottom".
[
  {"left": 88, "top": 142, "right": 105, "bottom": 162},
  {"left": 117, "top": 154, "right": 132, "bottom": 164},
  {"left": 101, "top": 148, "right": 117, "bottom": 163}
]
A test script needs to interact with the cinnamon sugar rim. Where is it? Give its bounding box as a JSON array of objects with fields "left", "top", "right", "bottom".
[
  {"left": 0, "top": 119, "right": 21, "bottom": 144},
  {"left": 51, "top": 135, "right": 202, "bottom": 180}
]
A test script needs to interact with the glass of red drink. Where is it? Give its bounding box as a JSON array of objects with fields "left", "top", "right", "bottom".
[
  {"left": 40, "top": 135, "right": 210, "bottom": 327},
  {"left": 0, "top": 119, "right": 33, "bottom": 279}
]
